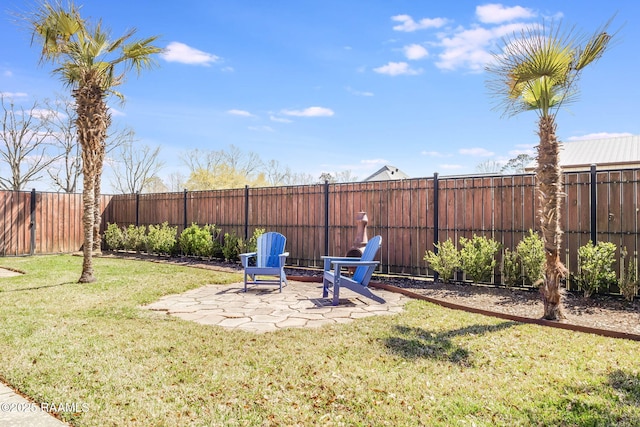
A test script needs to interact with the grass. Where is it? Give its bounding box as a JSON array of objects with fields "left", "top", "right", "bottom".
[{"left": 0, "top": 255, "right": 639, "bottom": 426}]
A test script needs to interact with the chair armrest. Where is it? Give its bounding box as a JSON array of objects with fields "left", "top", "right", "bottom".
[
  {"left": 330, "top": 260, "right": 379, "bottom": 269},
  {"left": 321, "top": 256, "right": 361, "bottom": 271},
  {"left": 278, "top": 252, "right": 289, "bottom": 267},
  {"left": 239, "top": 252, "right": 257, "bottom": 267}
]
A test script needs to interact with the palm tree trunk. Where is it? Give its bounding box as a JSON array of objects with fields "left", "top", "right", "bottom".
[
  {"left": 79, "top": 174, "right": 96, "bottom": 283},
  {"left": 536, "top": 115, "right": 566, "bottom": 320},
  {"left": 74, "top": 78, "right": 108, "bottom": 283},
  {"left": 93, "top": 140, "right": 107, "bottom": 253}
]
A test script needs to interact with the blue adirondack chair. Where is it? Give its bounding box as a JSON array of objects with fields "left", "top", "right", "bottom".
[
  {"left": 322, "top": 235, "right": 385, "bottom": 305},
  {"left": 239, "top": 232, "right": 289, "bottom": 292}
]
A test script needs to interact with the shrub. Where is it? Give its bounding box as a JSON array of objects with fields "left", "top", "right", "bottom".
[
  {"left": 517, "top": 230, "right": 545, "bottom": 285},
  {"left": 423, "top": 238, "right": 460, "bottom": 283},
  {"left": 123, "top": 224, "right": 146, "bottom": 252},
  {"left": 577, "top": 241, "right": 617, "bottom": 298},
  {"left": 104, "top": 223, "right": 125, "bottom": 251},
  {"left": 501, "top": 248, "right": 521, "bottom": 286},
  {"left": 207, "top": 224, "right": 224, "bottom": 259},
  {"left": 222, "top": 231, "right": 242, "bottom": 262},
  {"left": 459, "top": 234, "right": 500, "bottom": 283},
  {"left": 619, "top": 247, "right": 638, "bottom": 302},
  {"left": 145, "top": 222, "right": 177, "bottom": 255},
  {"left": 245, "top": 228, "right": 266, "bottom": 254},
  {"left": 179, "top": 223, "right": 213, "bottom": 257}
]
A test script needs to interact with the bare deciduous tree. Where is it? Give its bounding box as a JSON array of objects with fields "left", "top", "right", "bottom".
[
  {"left": 166, "top": 171, "right": 187, "bottom": 192},
  {"left": 318, "top": 170, "right": 358, "bottom": 183},
  {"left": 43, "top": 96, "right": 130, "bottom": 193},
  {"left": 501, "top": 154, "right": 534, "bottom": 174},
  {"left": 41, "top": 96, "right": 80, "bottom": 192},
  {"left": 110, "top": 136, "right": 164, "bottom": 194},
  {"left": 475, "top": 160, "right": 503, "bottom": 174},
  {"left": 0, "top": 95, "right": 61, "bottom": 191}
]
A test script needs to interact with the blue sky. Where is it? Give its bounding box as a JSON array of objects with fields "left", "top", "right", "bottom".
[{"left": 1, "top": 1, "right": 639, "bottom": 191}]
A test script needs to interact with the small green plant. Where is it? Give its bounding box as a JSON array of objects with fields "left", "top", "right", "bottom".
[
  {"left": 123, "top": 224, "right": 146, "bottom": 252},
  {"left": 577, "top": 240, "right": 617, "bottom": 298},
  {"left": 459, "top": 234, "right": 500, "bottom": 283},
  {"left": 179, "top": 223, "right": 214, "bottom": 257},
  {"left": 207, "top": 224, "right": 224, "bottom": 259},
  {"left": 619, "top": 247, "right": 638, "bottom": 302},
  {"left": 222, "top": 231, "right": 242, "bottom": 262},
  {"left": 423, "top": 238, "right": 460, "bottom": 283},
  {"left": 145, "top": 222, "right": 178, "bottom": 255},
  {"left": 104, "top": 222, "right": 124, "bottom": 251},
  {"left": 245, "top": 228, "right": 266, "bottom": 254},
  {"left": 517, "top": 229, "right": 545, "bottom": 285},
  {"left": 501, "top": 248, "right": 521, "bottom": 286}
]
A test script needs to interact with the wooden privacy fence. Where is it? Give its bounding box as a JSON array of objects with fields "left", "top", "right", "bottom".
[
  {"left": 100, "top": 166, "right": 640, "bottom": 284},
  {"left": 2, "top": 167, "right": 639, "bottom": 289},
  {"left": 0, "top": 189, "right": 112, "bottom": 256}
]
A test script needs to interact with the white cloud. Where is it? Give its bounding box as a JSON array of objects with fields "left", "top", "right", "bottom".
[
  {"left": 161, "top": 42, "right": 219, "bottom": 66},
  {"left": 0, "top": 91, "right": 27, "bottom": 98},
  {"left": 227, "top": 109, "right": 253, "bottom": 117},
  {"left": 374, "top": 61, "right": 422, "bottom": 76},
  {"left": 476, "top": 4, "right": 536, "bottom": 24},
  {"left": 421, "top": 150, "right": 450, "bottom": 157},
  {"left": 436, "top": 22, "right": 527, "bottom": 71},
  {"left": 567, "top": 132, "right": 634, "bottom": 141},
  {"left": 392, "top": 14, "right": 449, "bottom": 32},
  {"left": 404, "top": 44, "right": 429, "bottom": 60},
  {"left": 3, "top": 70, "right": 13, "bottom": 78},
  {"left": 282, "top": 107, "right": 334, "bottom": 117},
  {"left": 346, "top": 86, "right": 374, "bottom": 97},
  {"left": 30, "top": 109, "right": 60, "bottom": 120},
  {"left": 508, "top": 144, "right": 536, "bottom": 157},
  {"left": 360, "top": 159, "right": 388, "bottom": 167},
  {"left": 108, "top": 106, "right": 125, "bottom": 117},
  {"left": 270, "top": 115, "right": 292, "bottom": 123},
  {"left": 459, "top": 147, "right": 495, "bottom": 157}
]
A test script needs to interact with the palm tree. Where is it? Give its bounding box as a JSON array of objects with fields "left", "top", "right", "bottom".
[
  {"left": 486, "top": 20, "right": 614, "bottom": 320},
  {"left": 30, "top": 1, "right": 161, "bottom": 282}
]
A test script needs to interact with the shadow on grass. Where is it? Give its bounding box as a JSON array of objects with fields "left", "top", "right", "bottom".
[
  {"left": 609, "top": 369, "right": 640, "bottom": 404},
  {"left": 382, "top": 321, "right": 518, "bottom": 366},
  {"left": 521, "top": 369, "right": 640, "bottom": 426},
  {"left": 0, "top": 281, "right": 76, "bottom": 293}
]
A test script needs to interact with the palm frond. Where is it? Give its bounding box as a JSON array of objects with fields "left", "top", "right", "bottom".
[{"left": 486, "top": 17, "right": 616, "bottom": 119}]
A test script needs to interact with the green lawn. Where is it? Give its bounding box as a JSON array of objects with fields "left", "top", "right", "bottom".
[{"left": 0, "top": 255, "right": 639, "bottom": 426}]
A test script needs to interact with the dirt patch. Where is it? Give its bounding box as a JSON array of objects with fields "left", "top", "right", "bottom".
[{"left": 0, "top": 267, "right": 24, "bottom": 278}]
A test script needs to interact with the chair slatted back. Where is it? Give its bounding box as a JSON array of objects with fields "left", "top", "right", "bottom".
[
  {"left": 352, "top": 235, "right": 382, "bottom": 283},
  {"left": 256, "top": 232, "right": 286, "bottom": 268}
]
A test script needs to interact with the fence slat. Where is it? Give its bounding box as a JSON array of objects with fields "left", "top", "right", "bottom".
[{"left": 3, "top": 167, "right": 640, "bottom": 295}]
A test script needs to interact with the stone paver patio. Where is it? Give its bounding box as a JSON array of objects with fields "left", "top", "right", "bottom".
[{"left": 143, "top": 280, "right": 409, "bottom": 333}]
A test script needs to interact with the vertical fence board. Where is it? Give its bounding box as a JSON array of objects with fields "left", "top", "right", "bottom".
[{"left": 3, "top": 167, "right": 640, "bottom": 296}]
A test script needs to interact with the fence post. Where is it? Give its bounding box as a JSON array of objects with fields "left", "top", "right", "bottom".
[
  {"left": 135, "top": 192, "right": 140, "bottom": 227},
  {"left": 324, "top": 180, "right": 330, "bottom": 256},
  {"left": 590, "top": 164, "right": 597, "bottom": 243},
  {"left": 432, "top": 173, "right": 439, "bottom": 281},
  {"left": 244, "top": 185, "right": 249, "bottom": 240},
  {"left": 183, "top": 189, "right": 188, "bottom": 231},
  {"left": 30, "top": 188, "right": 36, "bottom": 255}
]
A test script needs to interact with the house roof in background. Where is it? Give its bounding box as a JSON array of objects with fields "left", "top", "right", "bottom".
[
  {"left": 526, "top": 135, "right": 640, "bottom": 171},
  {"left": 363, "top": 165, "right": 410, "bottom": 181}
]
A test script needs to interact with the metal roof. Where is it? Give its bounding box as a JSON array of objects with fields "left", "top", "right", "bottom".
[{"left": 526, "top": 134, "right": 640, "bottom": 171}]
